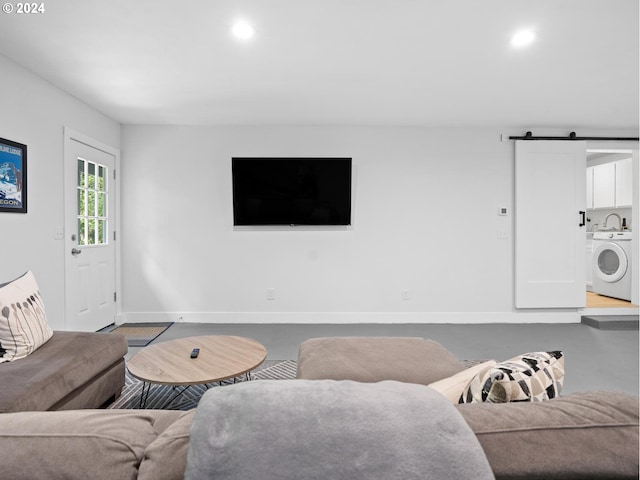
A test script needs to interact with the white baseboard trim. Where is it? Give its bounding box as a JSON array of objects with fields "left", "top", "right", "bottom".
[{"left": 121, "top": 310, "right": 581, "bottom": 324}]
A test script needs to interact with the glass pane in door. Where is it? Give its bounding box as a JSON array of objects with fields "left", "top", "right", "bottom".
[{"left": 77, "top": 158, "right": 108, "bottom": 246}]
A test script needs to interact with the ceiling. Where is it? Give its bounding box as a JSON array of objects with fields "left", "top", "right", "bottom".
[{"left": 0, "top": 0, "right": 637, "bottom": 128}]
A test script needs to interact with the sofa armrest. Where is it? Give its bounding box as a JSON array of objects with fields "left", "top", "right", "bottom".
[
  {"left": 138, "top": 409, "right": 195, "bottom": 480},
  {"left": 0, "top": 409, "right": 184, "bottom": 480},
  {"left": 457, "top": 391, "right": 639, "bottom": 479}
]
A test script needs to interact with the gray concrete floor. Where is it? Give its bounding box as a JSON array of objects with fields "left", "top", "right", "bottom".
[{"left": 125, "top": 322, "right": 639, "bottom": 397}]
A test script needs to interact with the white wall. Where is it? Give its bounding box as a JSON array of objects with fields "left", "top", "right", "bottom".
[
  {"left": 122, "top": 126, "right": 640, "bottom": 323},
  {"left": 122, "top": 126, "right": 519, "bottom": 323},
  {"left": 0, "top": 54, "right": 120, "bottom": 329}
]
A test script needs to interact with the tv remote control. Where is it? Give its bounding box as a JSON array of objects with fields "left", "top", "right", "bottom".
[{"left": 190, "top": 348, "right": 199, "bottom": 359}]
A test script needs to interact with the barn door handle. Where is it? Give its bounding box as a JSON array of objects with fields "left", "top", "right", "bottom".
[{"left": 579, "top": 211, "right": 586, "bottom": 227}]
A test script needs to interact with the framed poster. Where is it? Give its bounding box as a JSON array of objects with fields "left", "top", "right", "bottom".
[{"left": 0, "top": 137, "right": 27, "bottom": 213}]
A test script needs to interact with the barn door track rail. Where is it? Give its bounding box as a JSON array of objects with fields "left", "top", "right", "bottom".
[{"left": 509, "top": 131, "right": 639, "bottom": 141}]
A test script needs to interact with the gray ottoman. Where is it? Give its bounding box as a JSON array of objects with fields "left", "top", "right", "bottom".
[{"left": 296, "top": 336, "right": 465, "bottom": 385}]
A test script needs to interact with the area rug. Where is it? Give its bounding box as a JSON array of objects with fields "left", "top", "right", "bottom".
[
  {"left": 110, "top": 322, "right": 173, "bottom": 347},
  {"left": 108, "top": 360, "right": 298, "bottom": 410}
]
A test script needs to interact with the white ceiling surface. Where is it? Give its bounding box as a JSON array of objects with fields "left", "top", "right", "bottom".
[{"left": 0, "top": 0, "right": 637, "bottom": 128}]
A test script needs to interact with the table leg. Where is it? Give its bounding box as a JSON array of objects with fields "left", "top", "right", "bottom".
[
  {"left": 163, "top": 385, "right": 191, "bottom": 408},
  {"left": 136, "top": 367, "right": 258, "bottom": 409},
  {"left": 139, "top": 382, "right": 152, "bottom": 409}
]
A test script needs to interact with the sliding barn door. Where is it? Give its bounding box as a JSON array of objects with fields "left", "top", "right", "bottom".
[{"left": 515, "top": 140, "right": 586, "bottom": 308}]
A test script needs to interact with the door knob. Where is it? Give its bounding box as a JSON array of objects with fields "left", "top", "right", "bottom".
[{"left": 71, "top": 248, "right": 82, "bottom": 255}]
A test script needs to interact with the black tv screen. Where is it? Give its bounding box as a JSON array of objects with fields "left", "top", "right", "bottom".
[{"left": 232, "top": 157, "right": 352, "bottom": 226}]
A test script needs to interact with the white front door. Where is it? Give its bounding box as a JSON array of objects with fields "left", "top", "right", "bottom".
[
  {"left": 64, "top": 130, "right": 119, "bottom": 331},
  {"left": 515, "top": 140, "right": 587, "bottom": 308}
]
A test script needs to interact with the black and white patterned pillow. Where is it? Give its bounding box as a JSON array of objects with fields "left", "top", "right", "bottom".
[
  {"left": 459, "top": 351, "right": 564, "bottom": 403},
  {"left": 0, "top": 271, "right": 53, "bottom": 363}
]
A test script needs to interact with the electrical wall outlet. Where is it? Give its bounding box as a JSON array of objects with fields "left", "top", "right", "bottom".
[
  {"left": 267, "top": 288, "right": 276, "bottom": 300},
  {"left": 402, "top": 289, "right": 410, "bottom": 300}
]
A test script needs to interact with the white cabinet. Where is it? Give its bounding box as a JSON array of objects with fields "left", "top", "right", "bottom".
[
  {"left": 592, "top": 162, "right": 616, "bottom": 208},
  {"left": 615, "top": 158, "right": 632, "bottom": 207},
  {"left": 588, "top": 159, "right": 632, "bottom": 209}
]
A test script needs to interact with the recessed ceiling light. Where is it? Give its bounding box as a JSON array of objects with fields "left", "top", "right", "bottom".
[
  {"left": 511, "top": 30, "right": 535, "bottom": 47},
  {"left": 232, "top": 21, "right": 255, "bottom": 40}
]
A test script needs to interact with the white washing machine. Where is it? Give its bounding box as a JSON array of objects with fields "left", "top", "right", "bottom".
[{"left": 592, "top": 231, "right": 633, "bottom": 301}]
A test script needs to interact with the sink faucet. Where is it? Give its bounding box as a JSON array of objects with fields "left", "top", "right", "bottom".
[{"left": 603, "top": 213, "right": 622, "bottom": 230}]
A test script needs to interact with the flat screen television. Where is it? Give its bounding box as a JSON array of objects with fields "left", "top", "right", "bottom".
[{"left": 232, "top": 157, "right": 352, "bottom": 226}]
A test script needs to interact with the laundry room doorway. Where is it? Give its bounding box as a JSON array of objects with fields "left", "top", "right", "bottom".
[{"left": 583, "top": 144, "right": 639, "bottom": 315}]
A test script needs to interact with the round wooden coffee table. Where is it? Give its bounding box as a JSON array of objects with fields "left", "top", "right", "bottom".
[{"left": 127, "top": 335, "right": 267, "bottom": 407}]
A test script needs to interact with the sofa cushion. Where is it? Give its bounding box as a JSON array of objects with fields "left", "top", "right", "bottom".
[
  {"left": 296, "top": 337, "right": 465, "bottom": 385},
  {"left": 459, "top": 351, "right": 564, "bottom": 403},
  {"left": 0, "top": 409, "right": 185, "bottom": 480},
  {"left": 0, "top": 331, "right": 128, "bottom": 412},
  {"left": 185, "top": 379, "right": 494, "bottom": 480},
  {"left": 0, "top": 271, "right": 53, "bottom": 363},
  {"left": 457, "top": 390, "right": 639, "bottom": 479},
  {"left": 138, "top": 409, "right": 195, "bottom": 480}
]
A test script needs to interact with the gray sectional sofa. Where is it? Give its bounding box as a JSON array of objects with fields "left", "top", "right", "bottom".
[{"left": 0, "top": 336, "right": 637, "bottom": 479}]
